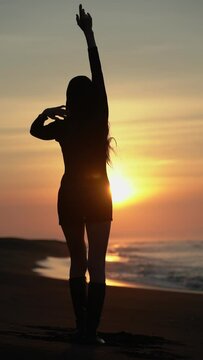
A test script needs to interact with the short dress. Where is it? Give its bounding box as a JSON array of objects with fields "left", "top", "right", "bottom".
[
  {"left": 57, "top": 172, "right": 112, "bottom": 225},
  {"left": 55, "top": 46, "right": 113, "bottom": 225}
]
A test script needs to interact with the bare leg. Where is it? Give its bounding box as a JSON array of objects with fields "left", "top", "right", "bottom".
[
  {"left": 85, "top": 221, "right": 111, "bottom": 343},
  {"left": 86, "top": 221, "right": 111, "bottom": 283},
  {"left": 61, "top": 222, "right": 88, "bottom": 339},
  {"left": 61, "top": 222, "right": 87, "bottom": 278}
]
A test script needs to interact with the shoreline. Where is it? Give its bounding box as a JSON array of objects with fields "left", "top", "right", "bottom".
[
  {"left": 34, "top": 260, "right": 203, "bottom": 296},
  {"left": 2, "top": 236, "right": 203, "bottom": 295},
  {"left": 31, "top": 238, "right": 203, "bottom": 296}
]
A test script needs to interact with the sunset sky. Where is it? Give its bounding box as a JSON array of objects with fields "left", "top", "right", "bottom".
[{"left": 1, "top": 0, "right": 203, "bottom": 242}]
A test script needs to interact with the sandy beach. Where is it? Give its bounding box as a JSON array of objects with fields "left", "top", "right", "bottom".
[{"left": 0, "top": 237, "right": 203, "bottom": 360}]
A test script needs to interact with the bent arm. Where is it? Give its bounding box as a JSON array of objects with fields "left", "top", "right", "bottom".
[
  {"left": 30, "top": 105, "right": 65, "bottom": 140},
  {"left": 30, "top": 113, "right": 56, "bottom": 140}
]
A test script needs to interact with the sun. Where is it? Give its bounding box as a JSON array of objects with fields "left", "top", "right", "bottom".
[{"left": 109, "top": 171, "right": 135, "bottom": 206}]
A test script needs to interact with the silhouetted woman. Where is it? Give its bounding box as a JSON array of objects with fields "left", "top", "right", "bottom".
[{"left": 30, "top": 5, "right": 112, "bottom": 344}]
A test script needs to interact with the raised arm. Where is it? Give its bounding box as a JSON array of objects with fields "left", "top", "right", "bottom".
[{"left": 76, "top": 4, "right": 108, "bottom": 121}]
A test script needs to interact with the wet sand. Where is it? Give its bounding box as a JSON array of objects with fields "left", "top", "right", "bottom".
[{"left": 0, "top": 237, "right": 203, "bottom": 359}]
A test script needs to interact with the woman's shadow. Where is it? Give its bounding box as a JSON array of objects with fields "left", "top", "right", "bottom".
[{"left": 57, "top": 327, "right": 184, "bottom": 360}]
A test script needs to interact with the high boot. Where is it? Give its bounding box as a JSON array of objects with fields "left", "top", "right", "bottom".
[
  {"left": 69, "top": 276, "right": 87, "bottom": 342},
  {"left": 86, "top": 282, "right": 106, "bottom": 345}
]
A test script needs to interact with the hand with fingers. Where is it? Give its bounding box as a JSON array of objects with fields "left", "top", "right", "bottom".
[
  {"left": 43, "top": 105, "right": 67, "bottom": 120},
  {"left": 76, "top": 4, "right": 93, "bottom": 34}
]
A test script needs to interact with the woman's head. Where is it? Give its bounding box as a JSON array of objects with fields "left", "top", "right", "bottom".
[
  {"left": 66, "top": 75, "right": 114, "bottom": 164},
  {"left": 66, "top": 76, "right": 95, "bottom": 118}
]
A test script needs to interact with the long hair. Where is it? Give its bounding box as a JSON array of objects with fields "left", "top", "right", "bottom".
[{"left": 66, "top": 76, "right": 114, "bottom": 164}]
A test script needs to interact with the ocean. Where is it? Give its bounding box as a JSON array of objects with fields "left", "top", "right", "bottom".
[{"left": 34, "top": 239, "right": 203, "bottom": 294}]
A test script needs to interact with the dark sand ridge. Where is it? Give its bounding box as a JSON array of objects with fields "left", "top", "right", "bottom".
[{"left": 0, "top": 237, "right": 203, "bottom": 359}]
